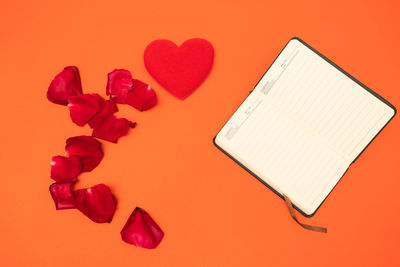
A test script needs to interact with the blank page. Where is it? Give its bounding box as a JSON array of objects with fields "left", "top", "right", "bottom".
[{"left": 215, "top": 38, "right": 395, "bottom": 216}]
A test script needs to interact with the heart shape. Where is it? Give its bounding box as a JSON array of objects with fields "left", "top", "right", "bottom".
[{"left": 144, "top": 38, "right": 214, "bottom": 99}]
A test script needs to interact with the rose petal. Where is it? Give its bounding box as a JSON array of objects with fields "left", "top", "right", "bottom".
[
  {"left": 92, "top": 114, "right": 136, "bottom": 143},
  {"left": 49, "top": 182, "right": 76, "bottom": 210},
  {"left": 126, "top": 79, "right": 157, "bottom": 111},
  {"left": 120, "top": 207, "right": 164, "bottom": 249},
  {"left": 47, "top": 66, "right": 83, "bottom": 105},
  {"left": 74, "top": 184, "right": 116, "bottom": 223},
  {"left": 67, "top": 94, "right": 102, "bottom": 126},
  {"left": 87, "top": 96, "right": 118, "bottom": 128},
  {"left": 50, "top": 155, "right": 82, "bottom": 182},
  {"left": 106, "top": 69, "right": 133, "bottom": 104},
  {"left": 65, "top": 136, "right": 103, "bottom": 172}
]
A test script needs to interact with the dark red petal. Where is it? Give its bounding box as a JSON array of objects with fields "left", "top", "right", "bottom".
[
  {"left": 65, "top": 136, "right": 103, "bottom": 172},
  {"left": 92, "top": 114, "right": 136, "bottom": 143},
  {"left": 67, "top": 94, "right": 102, "bottom": 126},
  {"left": 126, "top": 79, "right": 157, "bottom": 111},
  {"left": 120, "top": 207, "right": 164, "bottom": 249},
  {"left": 74, "top": 184, "right": 116, "bottom": 223},
  {"left": 106, "top": 69, "right": 133, "bottom": 104},
  {"left": 88, "top": 96, "right": 118, "bottom": 128},
  {"left": 50, "top": 155, "right": 82, "bottom": 182},
  {"left": 49, "top": 182, "right": 76, "bottom": 210},
  {"left": 47, "top": 66, "right": 83, "bottom": 105}
]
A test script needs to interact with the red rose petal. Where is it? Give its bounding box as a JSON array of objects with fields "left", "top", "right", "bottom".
[
  {"left": 47, "top": 66, "right": 83, "bottom": 105},
  {"left": 106, "top": 69, "right": 133, "bottom": 104},
  {"left": 50, "top": 155, "right": 82, "bottom": 182},
  {"left": 127, "top": 79, "right": 157, "bottom": 111},
  {"left": 74, "top": 184, "right": 116, "bottom": 223},
  {"left": 65, "top": 136, "right": 103, "bottom": 172},
  {"left": 88, "top": 96, "right": 118, "bottom": 128},
  {"left": 49, "top": 182, "right": 76, "bottom": 210},
  {"left": 67, "top": 94, "right": 102, "bottom": 126},
  {"left": 92, "top": 114, "right": 136, "bottom": 143},
  {"left": 120, "top": 207, "right": 164, "bottom": 249}
]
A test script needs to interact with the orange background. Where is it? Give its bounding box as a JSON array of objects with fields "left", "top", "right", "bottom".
[{"left": 1, "top": 0, "right": 399, "bottom": 266}]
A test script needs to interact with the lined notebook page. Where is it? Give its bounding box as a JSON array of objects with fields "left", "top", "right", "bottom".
[
  {"left": 215, "top": 38, "right": 395, "bottom": 215},
  {"left": 216, "top": 93, "right": 348, "bottom": 215},
  {"left": 257, "top": 39, "right": 395, "bottom": 161}
]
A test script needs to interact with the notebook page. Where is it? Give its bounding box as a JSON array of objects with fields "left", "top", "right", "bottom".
[
  {"left": 256, "top": 39, "right": 395, "bottom": 161},
  {"left": 215, "top": 92, "right": 348, "bottom": 215}
]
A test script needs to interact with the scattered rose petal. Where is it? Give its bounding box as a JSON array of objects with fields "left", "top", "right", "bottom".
[
  {"left": 47, "top": 66, "right": 83, "bottom": 105},
  {"left": 106, "top": 69, "right": 133, "bottom": 104},
  {"left": 92, "top": 114, "right": 136, "bottom": 143},
  {"left": 67, "top": 94, "right": 102, "bottom": 126},
  {"left": 88, "top": 96, "right": 118, "bottom": 128},
  {"left": 50, "top": 155, "right": 82, "bottom": 182},
  {"left": 120, "top": 207, "right": 164, "bottom": 249},
  {"left": 49, "top": 182, "right": 76, "bottom": 210},
  {"left": 65, "top": 136, "right": 103, "bottom": 172},
  {"left": 74, "top": 184, "right": 117, "bottom": 223},
  {"left": 127, "top": 79, "right": 157, "bottom": 111}
]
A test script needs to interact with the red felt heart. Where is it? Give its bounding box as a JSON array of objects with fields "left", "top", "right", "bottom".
[{"left": 144, "top": 38, "right": 214, "bottom": 99}]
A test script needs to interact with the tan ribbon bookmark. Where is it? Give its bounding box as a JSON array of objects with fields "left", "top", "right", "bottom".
[{"left": 283, "top": 195, "right": 327, "bottom": 233}]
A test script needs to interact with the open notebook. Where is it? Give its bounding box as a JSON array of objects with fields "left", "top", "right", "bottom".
[{"left": 214, "top": 37, "right": 396, "bottom": 217}]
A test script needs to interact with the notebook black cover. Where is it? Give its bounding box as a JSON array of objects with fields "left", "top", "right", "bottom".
[{"left": 213, "top": 37, "right": 396, "bottom": 217}]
